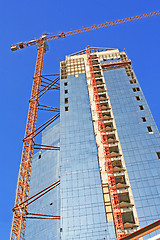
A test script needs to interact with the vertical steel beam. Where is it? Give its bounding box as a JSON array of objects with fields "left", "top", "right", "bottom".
[{"left": 10, "top": 39, "right": 45, "bottom": 240}]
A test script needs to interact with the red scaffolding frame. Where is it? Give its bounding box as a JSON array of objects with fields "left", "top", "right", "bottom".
[{"left": 86, "top": 46, "right": 125, "bottom": 239}]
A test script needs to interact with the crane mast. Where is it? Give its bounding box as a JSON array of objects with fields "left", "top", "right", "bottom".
[
  {"left": 10, "top": 39, "right": 45, "bottom": 239},
  {"left": 10, "top": 10, "right": 160, "bottom": 240}
]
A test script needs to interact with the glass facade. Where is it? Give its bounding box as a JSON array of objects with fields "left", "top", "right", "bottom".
[
  {"left": 24, "top": 120, "right": 60, "bottom": 240},
  {"left": 103, "top": 67, "right": 160, "bottom": 239},
  {"left": 60, "top": 73, "right": 115, "bottom": 239}
]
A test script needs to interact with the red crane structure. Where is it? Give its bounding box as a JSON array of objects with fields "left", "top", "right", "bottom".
[{"left": 10, "top": 10, "right": 160, "bottom": 240}]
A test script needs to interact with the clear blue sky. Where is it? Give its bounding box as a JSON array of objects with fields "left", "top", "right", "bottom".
[{"left": 1, "top": 1, "right": 160, "bottom": 239}]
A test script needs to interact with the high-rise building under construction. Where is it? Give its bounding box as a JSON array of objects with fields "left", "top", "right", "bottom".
[{"left": 23, "top": 47, "right": 160, "bottom": 240}]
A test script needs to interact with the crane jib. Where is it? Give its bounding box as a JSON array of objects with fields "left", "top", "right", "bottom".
[{"left": 11, "top": 10, "right": 160, "bottom": 51}]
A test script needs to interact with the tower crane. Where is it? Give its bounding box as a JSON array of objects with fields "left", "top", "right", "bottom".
[{"left": 10, "top": 10, "right": 160, "bottom": 240}]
